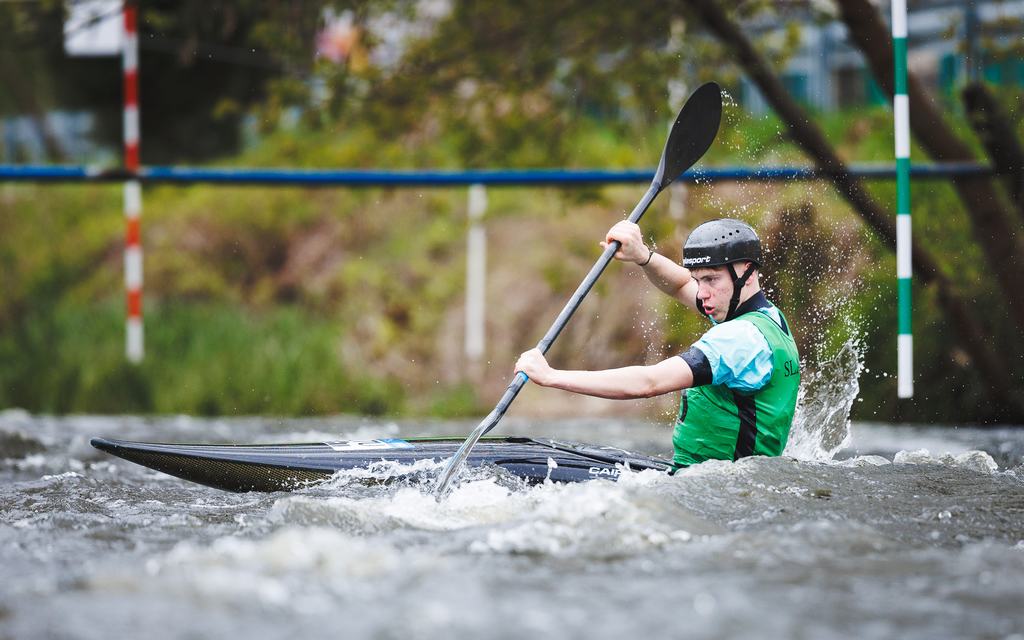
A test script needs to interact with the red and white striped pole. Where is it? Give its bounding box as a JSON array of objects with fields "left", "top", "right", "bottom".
[{"left": 123, "top": 2, "right": 143, "bottom": 362}]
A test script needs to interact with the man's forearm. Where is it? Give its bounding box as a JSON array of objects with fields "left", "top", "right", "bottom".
[
  {"left": 547, "top": 366, "right": 663, "bottom": 400},
  {"left": 640, "top": 252, "right": 691, "bottom": 298},
  {"left": 540, "top": 356, "right": 694, "bottom": 400}
]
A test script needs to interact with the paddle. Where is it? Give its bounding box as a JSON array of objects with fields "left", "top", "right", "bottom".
[{"left": 434, "top": 82, "right": 723, "bottom": 499}]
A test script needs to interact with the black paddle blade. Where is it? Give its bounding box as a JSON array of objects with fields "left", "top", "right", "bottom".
[{"left": 654, "top": 82, "right": 723, "bottom": 189}]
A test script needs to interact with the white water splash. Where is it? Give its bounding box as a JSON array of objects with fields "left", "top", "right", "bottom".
[
  {"left": 785, "top": 336, "right": 864, "bottom": 462},
  {"left": 267, "top": 473, "right": 723, "bottom": 559}
]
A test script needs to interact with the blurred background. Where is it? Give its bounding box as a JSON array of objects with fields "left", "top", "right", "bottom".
[{"left": 1, "top": 0, "right": 1022, "bottom": 424}]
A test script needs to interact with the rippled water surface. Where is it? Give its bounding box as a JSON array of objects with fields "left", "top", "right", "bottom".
[{"left": 2, "top": 410, "right": 1023, "bottom": 640}]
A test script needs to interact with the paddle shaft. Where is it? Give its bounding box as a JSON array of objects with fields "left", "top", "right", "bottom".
[
  {"left": 433, "top": 181, "right": 661, "bottom": 497},
  {"left": 492, "top": 180, "right": 660, "bottom": 420}
]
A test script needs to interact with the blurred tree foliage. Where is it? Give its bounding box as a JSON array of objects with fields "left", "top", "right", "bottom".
[
  {"left": 320, "top": 0, "right": 813, "bottom": 168},
  {"left": 0, "top": 0, "right": 811, "bottom": 165}
]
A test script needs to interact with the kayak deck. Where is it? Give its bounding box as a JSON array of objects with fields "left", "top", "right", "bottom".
[{"left": 90, "top": 435, "right": 672, "bottom": 493}]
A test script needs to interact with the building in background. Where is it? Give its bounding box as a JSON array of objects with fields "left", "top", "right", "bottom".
[{"left": 738, "top": 0, "right": 1024, "bottom": 114}]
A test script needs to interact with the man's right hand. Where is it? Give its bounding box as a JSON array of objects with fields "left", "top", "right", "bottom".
[{"left": 600, "top": 221, "right": 650, "bottom": 264}]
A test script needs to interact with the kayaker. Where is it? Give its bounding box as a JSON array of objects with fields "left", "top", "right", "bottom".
[{"left": 515, "top": 218, "right": 800, "bottom": 470}]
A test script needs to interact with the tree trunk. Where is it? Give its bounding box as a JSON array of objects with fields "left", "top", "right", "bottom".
[
  {"left": 0, "top": 57, "right": 65, "bottom": 162},
  {"left": 836, "top": 0, "right": 1024, "bottom": 332},
  {"left": 682, "top": 0, "right": 1024, "bottom": 417},
  {"left": 962, "top": 82, "right": 1024, "bottom": 209}
]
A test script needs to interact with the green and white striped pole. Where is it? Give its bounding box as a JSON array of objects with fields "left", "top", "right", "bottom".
[{"left": 893, "top": 0, "right": 912, "bottom": 398}]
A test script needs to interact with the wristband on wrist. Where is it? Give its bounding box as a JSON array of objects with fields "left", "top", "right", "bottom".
[{"left": 639, "top": 247, "right": 655, "bottom": 267}]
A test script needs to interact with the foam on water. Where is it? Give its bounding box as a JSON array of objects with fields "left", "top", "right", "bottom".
[
  {"left": 271, "top": 471, "right": 722, "bottom": 558},
  {"left": 834, "top": 454, "right": 893, "bottom": 467},
  {"left": 146, "top": 527, "right": 432, "bottom": 599},
  {"left": 893, "top": 448, "right": 1000, "bottom": 474},
  {"left": 464, "top": 480, "right": 711, "bottom": 558},
  {"left": 269, "top": 479, "right": 514, "bottom": 532}
]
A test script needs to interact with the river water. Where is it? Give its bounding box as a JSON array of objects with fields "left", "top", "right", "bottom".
[{"left": 1, "top": 408, "right": 1023, "bottom": 640}]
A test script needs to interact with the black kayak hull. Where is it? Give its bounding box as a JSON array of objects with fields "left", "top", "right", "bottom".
[{"left": 90, "top": 435, "right": 672, "bottom": 493}]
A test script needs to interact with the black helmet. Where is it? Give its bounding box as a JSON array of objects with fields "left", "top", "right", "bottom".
[
  {"left": 683, "top": 218, "right": 762, "bottom": 322},
  {"left": 683, "top": 218, "right": 761, "bottom": 269}
]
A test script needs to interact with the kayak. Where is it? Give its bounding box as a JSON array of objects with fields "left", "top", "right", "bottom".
[{"left": 90, "top": 435, "right": 672, "bottom": 493}]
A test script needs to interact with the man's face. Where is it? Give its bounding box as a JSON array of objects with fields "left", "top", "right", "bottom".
[{"left": 691, "top": 265, "right": 736, "bottom": 322}]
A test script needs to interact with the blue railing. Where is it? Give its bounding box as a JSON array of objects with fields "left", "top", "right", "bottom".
[{"left": 0, "top": 162, "right": 992, "bottom": 186}]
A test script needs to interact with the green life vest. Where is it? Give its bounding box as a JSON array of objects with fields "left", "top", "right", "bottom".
[{"left": 673, "top": 308, "right": 800, "bottom": 468}]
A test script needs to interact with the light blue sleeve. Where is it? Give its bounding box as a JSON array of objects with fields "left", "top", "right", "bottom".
[{"left": 693, "top": 319, "right": 774, "bottom": 392}]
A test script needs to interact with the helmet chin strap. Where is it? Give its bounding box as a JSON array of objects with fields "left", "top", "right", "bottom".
[{"left": 725, "top": 263, "right": 756, "bottom": 321}]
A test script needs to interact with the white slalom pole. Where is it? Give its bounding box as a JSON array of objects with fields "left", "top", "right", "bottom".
[{"left": 465, "top": 184, "right": 487, "bottom": 366}]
